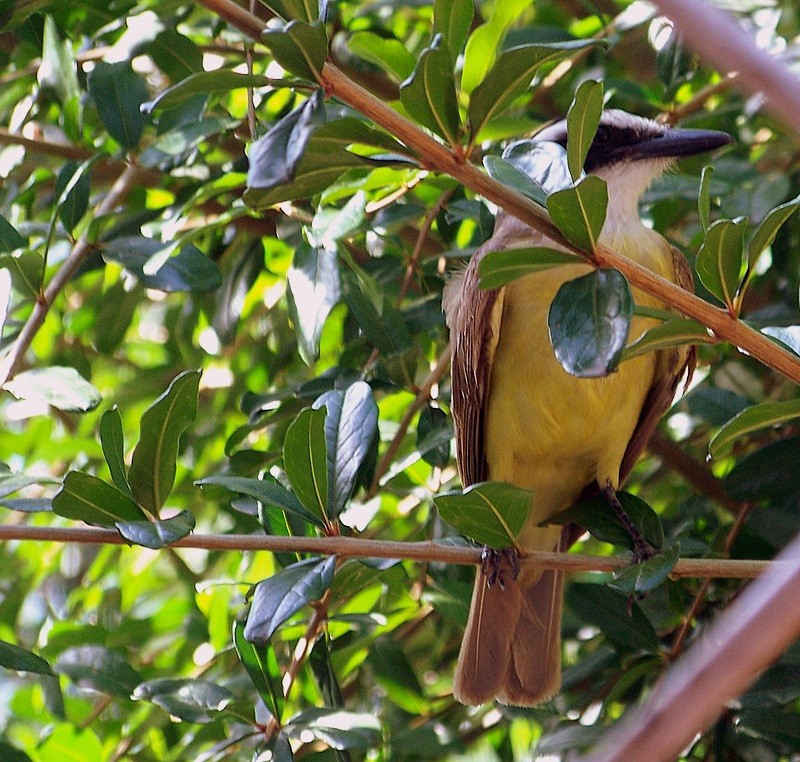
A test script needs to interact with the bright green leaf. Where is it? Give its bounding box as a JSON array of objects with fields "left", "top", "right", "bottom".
[
  {"left": 547, "top": 175, "right": 608, "bottom": 251},
  {"left": 52, "top": 471, "right": 146, "bottom": 526},
  {"left": 99, "top": 406, "right": 131, "bottom": 497},
  {"left": 478, "top": 246, "right": 579, "bottom": 289},
  {"left": 4, "top": 366, "right": 102, "bottom": 412},
  {"left": 283, "top": 407, "right": 329, "bottom": 521},
  {"left": 695, "top": 217, "right": 747, "bottom": 308},
  {"left": 348, "top": 31, "right": 415, "bottom": 81},
  {"left": 433, "top": 0, "right": 473, "bottom": 57},
  {"left": 709, "top": 398, "right": 800, "bottom": 459}
]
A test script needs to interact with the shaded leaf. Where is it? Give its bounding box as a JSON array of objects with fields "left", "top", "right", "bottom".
[
  {"left": 283, "top": 407, "right": 329, "bottom": 521},
  {"left": 308, "top": 635, "right": 344, "bottom": 709},
  {"left": 99, "top": 406, "right": 131, "bottom": 497},
  {"left": 610, "top": 545, "right": 680, "bottom": 596},
  {"left": 548, "top": 267, "right": 633, "bottom": 377},
  {"left": 0, "top": 251, "right": 42, "bottom": 297},
  {"left": 54, "top": 161, "right": 90, "bottom": 233},
  {"left": 262, "top": 20, "right": 327, "bottom": 82},
  {"left": 762, "top": 325, "right": 800, "bottom": 357},
  {"left": 696, "top": 217, "right": 747, "bottom": 308},
  {"left": 52, "top": 471, "right": 147, "bottom": 526},
  {"left": 55, "top": 645, "right": 141, "bottom": 697},
  {"left": 698, "top": 165, "right": 714, "bottom": 233},
  {"left": 233, "top": 620, "right": 283, "bottom": 721},
  {"left": 709, "top": 399, "right": 800, "bottom": 459},
  {"left": 244, "top": 556, "right": 336, "bottom": 645},
  {"left": 116, "top": 510, "right": 195, "bottom": 549},
  {"left": 348, "top": 31, "right": 415, "bottom": 81},
  {"left": 483, "top": 155, "right": 548, "bottom": 206},
  {"left": 4, "top": 366, "right": 101, "bottom": 412},
  {"left": 417, "top": 405, "right": 450, "bottom": 468},
  {"left": 0, "top": 640, "right": 54, "bottom": 676},
  {"left": 624, "top": 317, "right": 713, "bottom": 361},
  {"left": 94, "top": 281, "right": 142, "bottom": 353},
  {"left": 434, "top": 481, "right": 531, "bottom": 548},
  {"left": 748, "top": 192, "right": 800, "bottom": 262},
  {"left": 284, "top": 707, "right": 382, "bottom": 750},
  {"left": 87, "top": 61, "right": 149, "bottom": 150},
  {"left": 145, "top": 29, "right": 203, "bottom": 81},
  {"left": 0, "top": 215, "right": 25, "bottom": 253},
  {"left": 547, "top": 175, "right": 608, "bottom": 251},
  {"left": 133, "top": 678, "right": 234, "bottom": 723},
  {"left": 128, "top": 370, "right": 201, "bottom": 515},
  {"left": 566, "top": 79, "right": 603, "bottom": 181},
  {"left": 143, "top": 71, "right": 281, "bottom": 113},
  {"left": 478, "top": 246, "right": 579, "bottom": 289}
]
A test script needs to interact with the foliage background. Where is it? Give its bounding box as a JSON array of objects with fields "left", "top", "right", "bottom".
[{"left": 0, "top": 0, "right": 798, "bottom": 759}]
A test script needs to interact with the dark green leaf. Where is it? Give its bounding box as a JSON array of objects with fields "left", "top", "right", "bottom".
[
  {"left": 212, "top": 239, "right": 264, "bottom": 345},
  {"left": 433, "top": 0, "right": 473, "bottom": 56},
  {"left": 244, "top": 557, "right": 336, "bottom": 645},
  {"left": 233, "top": 620, "right": 283, "bottom": 721},
  {"left": 39, "top": 15, "right": 82, "bottom": 139},
  {"left": 483, "top": 155, "right": 549, "bottom": 206},
  {"left": 0, "top": 741, "right": 32, "bottom": 762},
  {"left": 709, "top": 399, "right": 800, "bottom": 459},
  {"left": 468, "top": 41, "right": 601, "bottom": 139},
  {"left": 547, "top": 175, "right": 608, "bottom": 251},
  {"left": 0, "top": 214, "right": 25, "bottom": 253},
  {"left": 54, "top": 161, "right": 90, "bottom": 233},
  {"left": 566, "top": 79, "right": 603, "bottom": 181},
  {"left": 417, "top": 405, "right": 450, "bottom": 468},
  {"left": 696, "top": 217, "right": 747, "bottom": 308},
  {"left": 478, "top": 246, "right": 579, "bottom": 289},
  {"left": 128, "top": 370, "right": 201, "bottom": 515},
  {"left": 656, "top": 29, "right": 691, "bottom": 93},
  {"left": 308, "top": 635, "right": 344, "bottom": 709},
  {"left": 145, "top": 29, "right": 203, "bottom": 81},
  {"left": 610, "top": 545, "right": 679, "bottom": 596},
  {"left": 116, "top": 510, "right": 195, "bottom": 549},
  {"left": 196, "top": 474, "right": 324, "bottom": 527},
  {"left": 52, "top": 471, "right": 147, "bottom": 526},
  {"left": 283, "top": 407, "right": 329, "bottom": 521},
  {"left": 260, "top": 0, "right": 318, "bottom": 22},
  {"left": 284, "top": 707, "right": 382, "bottom": 750},
  {"left": 87, "top": 61, "right": 149, "bottom": 150},
  {"left": 4, "top": 366, "right": 102, "bottom": 412},
  {"left": 434, "top": 481, "right": 531, "bottom": 548},
  {"left": 99, "top": 406, "right": 131, "bottom": 497},
  {"left": 623, "top": 317, "right": 713, "bottom": 361},
  {"left": 400, "top": 35, "right": 460, "bottom": 145},
  {"left": 287, "top": 242, "right": 340, "bottom": 364},
  {"left": 94, "top": 281, "right": 142, "bottom": 354},
  {"left": 698, "top": 165, "right": 714, "bottom": 233},
  {"left": 0, "top": 251, "right": 42, "bottom": 296},
  {"left": 348, "top": 31, "right": 415, "bottom": 81},
  {"left": 684, "top": 386, "right": 752, "bottom": 427},
  {"left": 262, "top": 20, "right": 327, "bottom": 82},
  {"left": 548, "top": 267, "right": 633, "bottom": 377},
  {"left": 143, "top": 71, "right": 281, "bottom": 113},
  {"left": 748, "top": 192, "right": 800, "bottom": 262},
  {"left": 0, "top": 640, "right": 55, "bottom": 675},
  {"left": 565, "top": 583, "right": 659, "bottom": 653},
  {"left": 366, "top": 635, "right": 426, "bottom": 713},
  {"left": 133, "top": 678, "right": 234, "bottom": 723},
  {"left": 313, "top": 381, "right": 379, "bottom": 518},
  {"left": 55, "top": 645, "right": 141, "bottom": 697}
]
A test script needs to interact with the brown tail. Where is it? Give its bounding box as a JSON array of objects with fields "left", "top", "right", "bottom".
[{"left": 453, "top": 554, "right": 564, "bottom": 706}]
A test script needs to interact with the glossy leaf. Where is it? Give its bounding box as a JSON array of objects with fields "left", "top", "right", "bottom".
[
  {"left": 468, "top": 40, "right": 600, "bottom": 139},
  {"left": 566, "top": 79, "right": 603, "bottom": 181},
  {"left": 547, "top": 175, "right": 608, "bottom": 251},
  {"left": 313, "top": 381, "right": 379, "bottom": 518},
  {"left": 262, "top": 20, "right": 327, "bottom": 82},
  {"left": 0, "top": 215, "right": 25, "bottom": 253},
  {"left": 434, "top": 481, "right": 531, "bottom": 548},
  {"left": 144, "top": 29, "right": 203, "bottom": 81},
  {"left": 400, "top": 35, "right": 460, "bottom": 146},
  {"left": 502, "top": 139, "right": 573, "bottom": 195},
  {"left": 116, "top": 510, "right": 196, "bottom": 549},
  {"left": 54, "top": 161, "right": 90, "bottom": 233},
  {"left": 244, "top": 556, "right": 336, "bottom": 645},
  {"left": 478, "top": 246, "right": 579, "bottom": 289},
  {"left": 0, "top": 640, "right": 55, "bottom": 676},
  {"left": 483, "top": 155, "right": 548, "bottom": 206},
  {"left": 128, "top": 370, "right": 201, "bottom": 515},
  {"left": 548, "top": 268, "right": 633, "bottom": 378},
  {"left": 4, "top": 366, "right": 102, "bottom": 412},
  {"left": 348, "top": 31, "right": 415, "bottom": 81},
  {"left": 87, "top": 61, "right": 149, "bottom": 150},
  {"left": 133, "top": 678, "right": 234, "bottom": 723},
  {"left": 143, "top": 71, "right": 280, "bottom": 113},
  {"left": 709, "top": 398, "right": 800, "bottom": 459},
  {"left": 283, "top": 407, "right": 329, "bottom": 521},
  {"left": 196, "top": 474, "right": 324, "bottom": 527},
  {"left": 233, "top": 620, "right": 283, "bottom": 721},
  {"left": 748, "top": 192, "right": 800, "bottom": 262},
  {"left": 55, "top": 645, "right": 141, "bottom": 697},
  {"left": 610, "top": 545, "right": 680, "bottom": 596},
  {"left": 99, "top": 406, "right": 131, "bottom": 498},
  {"left": 623, "top": 317, "right": 713, "bottom": 361},
  {"left": 52, "top": 471, "right": 146, "bottom": 526},
  {"left": 433, "top": 0, "right": 473, "bottom": 56},
  {"left": 284, "top": 707, "right": 382, "bottom": 750},
  {"left": 695, "top": 217, "right": 747, "bottom": 308},
  {"left": 698, "top": 165, "right": 714, "bottom": 233}
]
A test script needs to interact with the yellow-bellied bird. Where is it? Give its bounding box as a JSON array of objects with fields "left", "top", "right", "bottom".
[{"left": 444, "top": 110, "right": 732, "bottom": 706}]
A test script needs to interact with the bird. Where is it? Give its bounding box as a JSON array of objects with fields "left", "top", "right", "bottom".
[{"left": 443, "top": 109, "right": 732, "bottom": 706}]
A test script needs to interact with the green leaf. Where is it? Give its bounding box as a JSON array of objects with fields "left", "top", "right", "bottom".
[
  {"left": 262, "top": 19, "right": 327, "bottom": 82},
  {"left": 695, "top": 217, "right": 747, "bottom": 308},
  {"left": 284, "top": 707, "right": 382, "bottom": 751},
  {"left": 483, "top": 155, "right": 548, "bottom": 206},
  {"left": 565, "top": 583, "right": 659, "bottom": 653},
  {"left": 0, "top": 214, "right": 25, "bottom": 253},
  {"left": 142, "top": 71, "right": 281, "bottom": 113},
  {"left": 551, "top": 491, "right": 664, "bottom": 551},
  {"left": 87, "top": 61, "right": 149, "bottom": 150},
  {"left": 547, "top": 175, "right": 608, "bottom": 251},
  {"left": 610, "top": 545, "right": 679, "bottom": 596},
  {"left": 399, "top": 35, "right": 460, "bottom": 146},
  {"left": 417, "top": 405, "right": 450, "bottom": 469},
  {"left": 115, "top": 510, "right": 195, "bottom": 549},
  {"left": 698, "top": 165, "right": 714, "bottom": 233},
  {"left": 434, "top": 481, "right": 531, "bottom": 548},
  {"left": 0, "top": 640, "right": 55, "bottom": 676},
  {"left": 244, "top": 556, "right": 336, "bottom": 645},
  {"left": 56, "top": 645, "right": 141, "bottom": 698},
  {"left": 52, "top": 471, "right": 147, "bottom": 526},
  {"left": 54, "top": 161, "right": 90, "bottom": 233},
  {"left": 566, "top": 79, "right": 603, "bottom": 181},
  {"left": 312, "top": 191, "right": 367, "bottom": 248},
  {"left": 233, "top": 620, "right": 283, "bottom": 722},
  {"left": 348, "top": 31, "right": 415, "bottom": 82},
  {"left": 144, "top": 29, "right": 203, "bottom": 81},
  {"left": 94, "top": 281, "right": 142, "bottom": 354},
  {"left": 313, "top": 381, "right": 379, "bottom": 518},
  {"left": 548, "top": 268, "right": 633, "bottom": 378},
  {"left": 366, "top": 635, "right": 426, "bottom": 713},
  {"left": 502, "top": 139, "right": 573, "bottom": 195},
  {"left": 0, "top": 251, "right": 42, "bottom": 296},
  {"left": 4, "top": 366, "right": 102, "bottom": 412},
  {"left": 133, "top": 678, "right": 234, "bottom": 723},
  {"left": 478, "top": 246, "right": 579, "bottom": 289},
  {"left": 260, "top": 0, "right": 319, "bottom": 23},
  {"left": 283, "top": 407, "right": 329, "bottom": 521},
  {"left": 128, "top": 370, "right": 201, "bottom": 515},
  {"left": 433, "top": 0, "right": 473, "bottom": 56},
  {"left": 99, "top": 406, "right": 131, "bottom": 498},
  {"left": 709, "top": 398, "right": 800, "bottom": 459},
  {"left": 748, "top": 192, "right": 800, "bottom": 262},
  {"left": 247, "top": 90, "right": 325, "bottom": 191},
  {"left": 196, "top": 474, "right": 324, "bottom": 527},
  {"left": 623, "top": 317, "right": 713, "bottom": 361},
  {"left": 39, "top": 15, "right": 82, "bottom": 139}
]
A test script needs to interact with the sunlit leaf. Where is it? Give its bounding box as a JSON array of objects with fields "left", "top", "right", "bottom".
[
  {"left": 52, "top": 471, "right": 146, "bottom": 526},
  {"left": 348, "top": 31, "right": 415, "bottom": 81},
  {"left": 4, "top": 366, "right": 101, "bottom": 412},
  {"left": 547, "top": 175, "right": 608, "bottom": 251},
  {"left": 623, "top": 317, "right": 713, "bottom": 361},
  {"left": 87, "top": 61, "right": 149, "bottom": 149},
  {"left": 283, "top": 407, "right": 329, "bottom": 521},
  {"left": 566, "top": 79, "right": 603, "bottom": 181},
  {"left": 433, "top": 0, "right": 473, "bottom": 57},
  {"left": 284, "top": 707, "right": 382, "bottom": 750},
  {"left": 695, "top": 217, "right": 747, "bottom": 308},
  {"left": 116, "top": 510, "right": 195, "bottom": 549},
  {"left": 709, "top": 399, "right": 800, "bottom": 459},
  {"left": 133, "top": 678, "right": 234, "bottom": 723},
  {"left": 262, "top": 19, "right": 327, "bottom": 82}
]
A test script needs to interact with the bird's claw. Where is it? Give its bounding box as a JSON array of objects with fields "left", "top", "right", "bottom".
[{"left": 480, "top": 547, "right": 519, "bottom": 590}]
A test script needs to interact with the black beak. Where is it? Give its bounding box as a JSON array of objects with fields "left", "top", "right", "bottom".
[{"left": 627, "top": 128, "right": 734, "bottom": 162}]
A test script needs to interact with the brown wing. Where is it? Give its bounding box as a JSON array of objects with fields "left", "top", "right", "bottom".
[{"left": 618, "top": 245, "right": 698, "bottom": 484}]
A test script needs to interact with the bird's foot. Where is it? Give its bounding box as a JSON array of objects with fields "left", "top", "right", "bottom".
[
  {"left": 480, "top": 547, "right": 519, "bottom": 590},
  {"left": 601, "top": 482, "right": 657, "bottom": 564}
]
